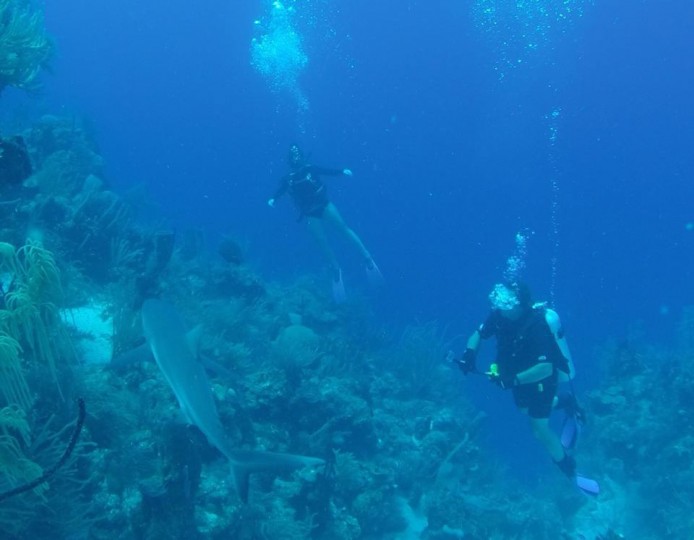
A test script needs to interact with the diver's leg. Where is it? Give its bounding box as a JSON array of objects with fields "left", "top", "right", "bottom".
[
  {"left": 307, "top": 216, "right": 346, "bottom": 302},
  {"left": 306, "top": 217, "right": 340, "bottom": 275},
  {"left": 529, "top": 415, "right": 578, "bottom": 479},
  {"left": 529, "top": 416, "right": 566, "bottom": 462},
  {"left": 524, "top": 384, "right": 566, "bottom": 463},
  {"left": 322, "top": 203, "right": 373, "bottom": 263},
  {"left": 522, "top": 381, "right": 581, "bottom": 479},
  {"left": 525, "top": 403, "right": 598, "bottom": 493}
]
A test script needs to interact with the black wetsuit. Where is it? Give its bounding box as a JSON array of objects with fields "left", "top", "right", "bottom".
[
  {"left": 478, "top": 307, "right": 569, "bottom": 418},
  {"left": 272, "top": 164, "right": 345, "bottom": 220}
]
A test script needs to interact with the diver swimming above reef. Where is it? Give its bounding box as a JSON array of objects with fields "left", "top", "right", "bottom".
[
  {"left": 451, "top": 281, "right": 600, "bottom": 495},
  {"left": 267, "top": 143, "right": 382, "bottom": 303}
]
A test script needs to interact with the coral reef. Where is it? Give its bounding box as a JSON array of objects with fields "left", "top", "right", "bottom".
[
  {"left": 0, "top": 243, "right": 101, "bottom": 539},
  {"left": 575, "top": 323, "right": 694, "bottom": 539},
  {"left": 0, "top": 240, "right": 70, "bottom": 397},
  {"left": 3, "top": 114, "right": 694, "bottom": 539},
  {"left": 0, "top": 0, "right": 52, "bottom": 93}
]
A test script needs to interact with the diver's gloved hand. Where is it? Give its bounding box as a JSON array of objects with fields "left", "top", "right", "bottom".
[
  {"left": 486, "top": 364, "right": 518, "bottom": 389},
  {"left": 267, "top": 198, "right": 276, "bottom": 208},
  {"left": 455, "top": 348, "right": 477, "bottom": 375},
  {"left": 342, "top": 168, "right": 353, "bottom": 177}
]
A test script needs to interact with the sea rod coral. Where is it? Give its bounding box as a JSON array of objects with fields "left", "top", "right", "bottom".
[{"left": 0, "top": 0, "right": 53, "bottom": 93}]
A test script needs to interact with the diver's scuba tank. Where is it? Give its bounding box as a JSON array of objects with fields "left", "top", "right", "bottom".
[{"left": 534, "top": 302, "right": 575, "bottom": 382}]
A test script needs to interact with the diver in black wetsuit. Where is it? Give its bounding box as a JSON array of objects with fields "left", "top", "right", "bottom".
[
  {"left": 452, "top": 282, "right": 599, "bottom": 494},
  {"left": 268, "top": 144, "right": 381, "bottom": 302}
]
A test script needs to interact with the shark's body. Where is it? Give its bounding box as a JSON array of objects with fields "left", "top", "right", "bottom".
[{"left": 141, "top": 299, "right": 323, "bottom": 501}]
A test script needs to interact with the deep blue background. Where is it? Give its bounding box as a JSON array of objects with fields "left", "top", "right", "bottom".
[{"left": 8, "top": 0, "right": 692, "bottom": 481}]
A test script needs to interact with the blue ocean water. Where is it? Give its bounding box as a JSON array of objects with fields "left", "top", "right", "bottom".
[
  {"left": 37, "top": 0, "right": 690, "bottom": 334},
  {"left": 3, "top": 0, "right": 691, "bottom": 525}
]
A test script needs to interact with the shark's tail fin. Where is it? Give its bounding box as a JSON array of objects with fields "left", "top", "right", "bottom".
[{"left": 228, "top": 450, "right": 325, "bottom": 503}]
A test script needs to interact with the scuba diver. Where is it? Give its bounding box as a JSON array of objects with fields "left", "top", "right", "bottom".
[
  {"left": 268, "top": 144, "right": 382, "bottom": 303},
  {"left": 451, "top": 282, "right": 599, "bottom": 495}
]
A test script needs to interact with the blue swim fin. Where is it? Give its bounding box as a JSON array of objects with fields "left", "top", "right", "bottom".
[
  {"left": 557, "top": 392, "right": 585, "bottom": 450},
  {"left": 561, "top": 414, "right": 582, "bottom": 450},
  {"left": 576, "top": 475, "right": 600, "bottom": 496}
]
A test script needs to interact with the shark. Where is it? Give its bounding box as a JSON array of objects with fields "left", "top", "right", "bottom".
[{"left": 140, "top": 298, "right": 324, "bottom": 502}]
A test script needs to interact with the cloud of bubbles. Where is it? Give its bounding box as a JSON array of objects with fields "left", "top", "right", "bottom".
[
  {"left": 251, "top": 1, "right": 310, "bottom": 113},
  {"left": 503, "top": 229, "right": 533, "bottom": 283},
  {"left": 472, "top": 0, "right": 594, "bottom": 80}
]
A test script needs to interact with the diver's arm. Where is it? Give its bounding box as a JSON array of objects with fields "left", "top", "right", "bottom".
[
  {"left": 466, "top": 329, "right": 481, "bottom": 351},
  {"left": 515, "top": 361, "right": 553, "bottom": 385},
  {"left": 468, "top": 311, "right": 497, "bottom": 351},
  {"left": 513, "top": 321, "right": 563, "bottom": 385},
  {"left": 310, "top": 166, "right": 348, "bottom": 177},
  {"left": 529, "top": 318, "right": 572, "bottom": 380},
  {"left": 270, "top": 176, "right": 290, "bottom": 202},
  {"left": 545, "top": 309, "right": 575, "bottom": 380},
  {"left": 451, "top": 328, "right": 482, "bottom": 374}
]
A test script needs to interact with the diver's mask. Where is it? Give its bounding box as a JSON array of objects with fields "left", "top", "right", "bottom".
[{"left": 489, "top": 283, "right": 520, "bottom": 311}]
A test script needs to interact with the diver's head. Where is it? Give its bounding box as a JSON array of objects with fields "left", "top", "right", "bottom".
[
  {"left": 489, "top": 281, "right": 532, "bottom": 319},
  {"left": 287, "top": 144, "right": 305, "bottom": 168}
]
